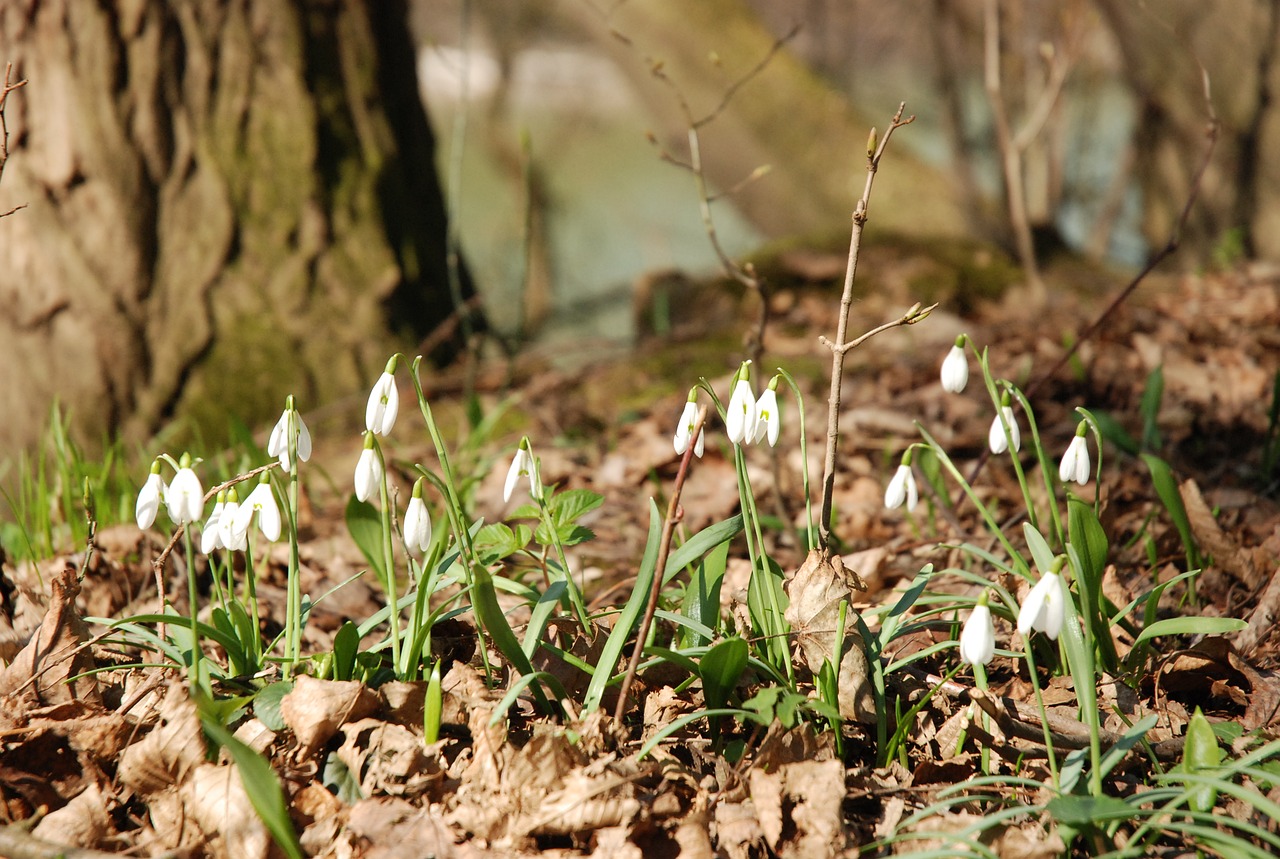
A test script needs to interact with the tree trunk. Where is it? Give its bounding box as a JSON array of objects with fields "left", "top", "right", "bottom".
[{"left": 0, "top": 0, "right": 471, "bottom": 455}]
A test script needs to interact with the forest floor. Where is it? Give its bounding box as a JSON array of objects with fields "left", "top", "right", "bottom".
[{"left": 1, "top": 248, "right": 1280, "bottom": 858}]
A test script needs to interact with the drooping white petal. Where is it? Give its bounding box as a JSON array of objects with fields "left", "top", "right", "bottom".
[
  {"left": 268, "top": 408, "right": 313, "bottom": 473},
  {"left": 1059, "top": 435, "right": 1091, "bottom": 485},
  {"left": 219, "top": 500, "right": 247, "bottom": 551},
  {"left": 135, "top": 472, "right": 166, "bottom": 530},
  {"left": 1016, "top": 571, "right": 1065, "bottom": 640},
  {"left": 959, "top": 604, "right": 996, "bottom": 666},
  {"left": 754, "top": 388, "right": 781, "bottom": 447},
  {"left": 365, "top": 372, "right": 399, "bottom": 436},
  {"left": 673, "top": 401, "right": 697, "bottom": 456},
  {"left": 725, "top": 379, "right": 757, "bottom": 445},
  {"left": 504, "top": 447, "right": 531, "bottom": 502},
  {"left": 404, "top": 496, "right": 433, "bottom": 556},
  {"left": 988, "top": 405, "right": 1021, "bottom": 454},
  {"left": 166, "top": 467, "right": 204, "bottom": 525},
  {"left": 354, "top": 447, "right": 383, "bottom": 503},
  {"left": 200, "top": 501, "right": 225, "bottom": 553},
  {"left": 940, "top": 344, "right": 969, "bottom": 393},
  {"left": 884, "top": 464, "right": 918, "bottom": 511},
  {"left": 236, "top": 481, "right": 281, "bottom": 542}
]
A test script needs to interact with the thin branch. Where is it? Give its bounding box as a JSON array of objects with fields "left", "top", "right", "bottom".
[
  {"left": 614, "top": 406, "right": 707, "bottom": 723},
  {"left": 0, "top": 62, "right": 29, "bottom": 216},
  {"left": 816, "top": 105, "right": 931, "bottom": 551}
]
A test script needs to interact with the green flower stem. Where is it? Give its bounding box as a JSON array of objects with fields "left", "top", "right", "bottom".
[
  {"left": 1061, "top": 554, "right": 1104, "bottom": 797},
  {"left": 1020, "top": 634, "right": 1060, "bottom": 789},
  {"left": 776, "top": 368, "right": 816, "bottom": 551},
  {"left": 734, "top": 445, "right": 793, "bottom": 684},
  {"left": 533, "top": 487, "right": 590, "bottom": 629},
  {"left": 182, "top": 526, "right": 203, "bottom": 691},
  {"left": 374, "top": 442, "right": 402, "bottom": 674},
  {"left": 244, "top": 544, "right": 262, "bottom": 669},
  {"left": 286, "top": 438, "right": 303, "bottom": 677},
  {"left": 1008, "top": 386, "right": 1066, "bottom": 549}
]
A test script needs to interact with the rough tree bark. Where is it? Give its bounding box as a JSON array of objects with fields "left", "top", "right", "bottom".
[{"left": 0, "top": 0, "right": 471, "bottom": 455}]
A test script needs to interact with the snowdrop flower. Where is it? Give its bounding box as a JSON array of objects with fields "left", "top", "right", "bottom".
[
  {"left": 725, "top": 362, "right": 758, "bottom": 445},
  {"left": 673, "top": 391, "right": 705, "bottom": 458},
  {"left": 1059, "top": 422, "right": 1091, "bottom": 486},
  {"left": 232, "top": 475, "right": 282, "bottom": 543},
  {"left": 504, "top": 438, "right": 538, "bottom": 502},
  {"left": 365, "top": 357, "right": 399, "bottom": 436},
  {"left": 884, "top": 453, "right": 919, "bottom": 512},
  {"left": 404, "top": 479, "right": 432, "bottom": 556},
  {"left": 753, "top": 378, "right": 782, "bottom": 447},
  {"left": 354, "top": 432, "right": 383, "bottom": 503},
  {"left": 959, "top": 593, "right": 996, "bottom": 666},
  {"left": 166, "top": 455, "right": 204, "bottom": 525},
  {"left": 988, "top": 393, "right": 1021, "bottom": 454},
  {"left": 940, "top": 335, "right": 969, "bottom": 393},
  {"left": 201, "top": 491, "right": 227, "bottom": 553},
  {"left": 135, "top": 460, "right": 167, "bottom": 530},
  {"left": 1017, "top": 567, "right": 1066, "bottom": 641},
  {"left": 217, "top": 488, "right": 247, "bottom": 552},
  {"left": 268, "top": 396, "right": 312, "bottom": 473}
]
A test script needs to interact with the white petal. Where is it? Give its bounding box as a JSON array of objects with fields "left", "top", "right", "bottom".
[
  {"left": 135, "top": 473, "right": 165, "bottom": 530},
  {"left": 1059, "top": 436, "right": 1090, "bottom": 485},
  {"left": 725, "top": 380, "right": 757, "bottom": 445},
  {"left": 940, "top": 345, "right": 969, "bottom": 393},
  {"left": 503, "top": 448, "right": 529, "bottom": 502},
  {"left": 365, "top": 373, "right": 399, "bottom": 436},
  {"left": 244, "top": 483, "right": 281, "bottom": 542},
  {"left": 267, "top": 412, "right": 289, "bottom": 457},
  {"left": 404, "top": 497, "right": 432, "bottom": 555},
  {"left": 200, "top": 503, "right": 224, "bottom": 553},
  {"left": 673, "top": 401, "right": 697, "bottom": 456},
  {"left": 354, "top": 448, "right": 382, "bottom": 502},
  {"left": 959, "top": 605, "right": 995, "bottom": 665},
  {"left": 755, "top": 389, "right": 780, "bottom": 447},
  {"left": 1017, "top": 572, "right": 1063, "bottom": 639},
  {"left": 220, "top": 501, "right": 246, "bottom": 551},
  {"left": 989, "top": 406, "right": 1020, "bottom": 455},
  {"left": 296, "top": 416, "right": 313, "bottom": 462},
  {"left": 884, "top": 465, "right": 911, "bottom": 509},
  {"left": 167, "top": 468, "right": 204, "bottom": 525}
]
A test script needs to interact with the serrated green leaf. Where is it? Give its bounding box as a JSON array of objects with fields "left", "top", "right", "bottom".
[
  {"left": 473, "top": 522, "right": 530, "bottom": 563},
  {"left": 549, "top": 488, "right": 604, "bottom": 523}
]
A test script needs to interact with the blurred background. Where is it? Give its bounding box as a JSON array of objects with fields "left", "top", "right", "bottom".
[{"left": 1, "top": 0, "right": 1276, "bottom": 459}]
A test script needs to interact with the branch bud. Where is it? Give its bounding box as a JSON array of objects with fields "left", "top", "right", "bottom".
[{"left": 867, "top": 127, "right": 878, "bottom": 158}]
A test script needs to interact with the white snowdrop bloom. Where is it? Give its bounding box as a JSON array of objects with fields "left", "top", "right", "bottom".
[
  {"left": 504, "top": 442, "right": 536, "bottom": 502},
  {"left": 365, "top": 359, "right": 399, "bottom": 436},
  {"left": 166, "top": 461, "right": 205, "bottom": 525},
  {"left": 135, "top": 464, "right": 167, "bottom": 530},
  {"left": 753, "top": 386, "right": 781, "bottom": 447},
  {"left": 884, "top": 463, "right": 918, "bottom": 511},
  {"left": 268, "top": 398, "right": 312, "bottom": 473},
  {"left": 218, "top": 491, "right": 247, "bottom": 552},
  {"left": 959, "top": 602, "right": 996, "bottom": 666},
  {"left": 725, "top": 378, "right": 758, "bottom": 445},
  {"left": 988, "top": 404, "right": 1021, "bottom": 454},
  {"left": 354, "top": 434, "right": 383, "bottom": 503},
  {"left": 233, "top": 478, "right": 282, "bottom": 543},
  {"left": 673, "top": 399, "right": 705, "bottom": 458},
  {"left": 940, "top": 338, "right": 969, "bottom": 393},
  {"left": 1017, "top": 571, "right": 1065, "bottom": 641},
  {"left": 201, "top": 493, "right": 226, "bottom": 553},
  {"left": 404, "top": 489, "right": 432, "bottom": 557},
  {"left": 1059, "top": 429, "right": 1091, "bottom": 486}
]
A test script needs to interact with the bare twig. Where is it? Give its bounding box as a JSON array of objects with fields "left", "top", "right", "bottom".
[
  {"left": 614, "top": 406, "right": 707, "bottom": 723},
  {"left": 816, "top": 106, "right": 933, "bottom": 551},
  {"left": 0, "top": 62, "right": 29, "bottom": 218}
]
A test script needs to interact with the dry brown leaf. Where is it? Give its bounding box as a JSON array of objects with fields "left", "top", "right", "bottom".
[
  {"left": 784, "top": 549, "right": 874, "bottom": 723},
  {"left": 30, "top": 782, "right": 111, "bottom": 850},
  {"left": 1181, "top": 479, "right": 1259, "bottom": 587},
  {"left": 337, "top": 717, "right": 444, "bottom": 799},
  {"left": 118, "top": 682, "right": 206, "bottom": 796},
  {"left": 714, "top": 797, "right": 766, "bottom": 859},
  {"left": 748, "top": 758, "right": 845, "bottom": 859},
  {"left": 0, "top": 563, "right": 100, "bottom": 706},
  {"left": 185, "top": 762, "right": 271, "bottom": 859},
  {"left": 519, "top": 769, "right": 641, "bottom": 836},
  {"left": 279, "top": 675, "right": 379, "bottom": 756}
]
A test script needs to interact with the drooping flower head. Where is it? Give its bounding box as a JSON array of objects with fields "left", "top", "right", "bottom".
[
  {"left": 884, "top": 449, "right": 919, "bottom": 512},
  {"left": 166, "top": 453, "right": 205, "bottom": 525},
  {"left": 1017, "top": 558, "right": 1067, "bottom": 641},
  {"left": 504, "top": 437, "right": 540, "bottom": 502},
  {"left": 201, "top": 491, "right": 227, "bottom": 554},
  {"left": 753, "top": 376, "right": 782, "bottom": 447},
  {"left": 404, "top": 478, "right": 433, "bottom": 557},
  {"left": 268, "top": 395, "right": 312, "bottom": 473},
  {"left": 1059, "top": 421, "right": 1091, "bottom": 486},
  {"left": 725, "top": 361, "right": 758, "bottom": 446},
  {"left": 673, "top": 388, "right": 705, "bottom": 458},
  {"left": 354, "top": 431, "right": 383, "bottom": 503},
  {"left": 940, "top": 334, "right": 969, "bottom": 394},
  {"left": 218, "top": 487, "right": 247, "bottom": 552},
  {"left": 136, "top": 459, "right": 167, "bottom": 530},
  {"left": 365, "top": 356, "right": 400, "bottom": 437},
  {"left": 232, "top": 473, "right": 282, "bottom": 543},
  {"left": 988, "top": 390, "right": 1021, "bottom": 455},
  {"left": 959, "top": 591, "right": 996, "bottom": 666}
]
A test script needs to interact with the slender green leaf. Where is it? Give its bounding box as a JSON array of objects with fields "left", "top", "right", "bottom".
[
  {"left": 700, "top": 637, "right": 748, "bottom": 711},
  {"left": 1133, "top": 617, "right": 1247, "bottom": 648},
  {"left": 1047, "top": 794, "right": 1136, "bottom": 826},
  {"left": 344, "top": 496, "right": 386, "bottom": 583},
  {"left": 1141, "top": 454, "right": 1201, "bottom": 569},
  {"left": 201, "top": 714, "right": 303, "bottom": 859},
  {"left": 1183, "top": 707, "right": 1223, "bottom": 814}
]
